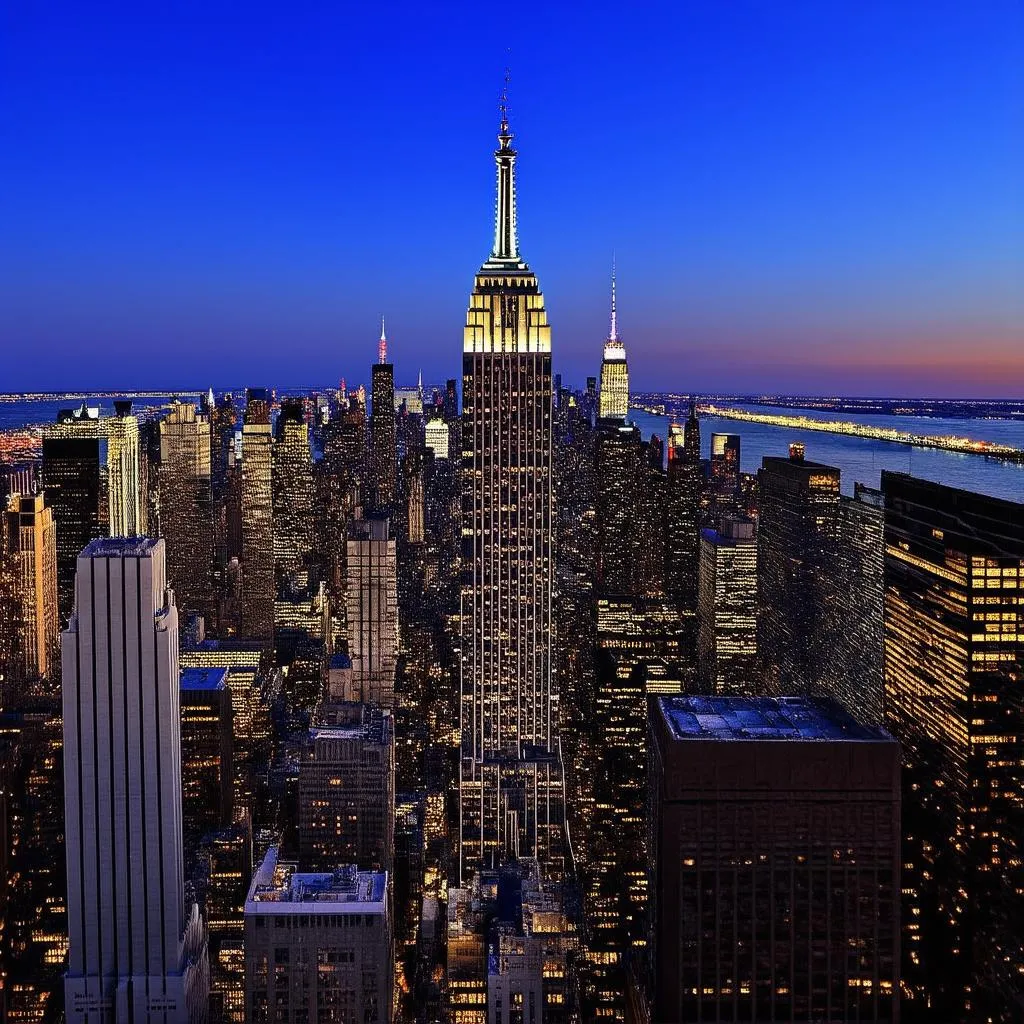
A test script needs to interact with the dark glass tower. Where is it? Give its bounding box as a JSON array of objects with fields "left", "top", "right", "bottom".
[
  {"left": 459, "top": 100, "right": 563, "bottom": 881},
  {"left": 881, "top": 472, "right": 1024, "bottom": 1021}
]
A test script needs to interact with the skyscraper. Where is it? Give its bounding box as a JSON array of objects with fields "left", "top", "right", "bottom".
[
  {"left": 881, "top": 472, "right": 1024, "bottom": 1021},
  {"left": 371, "top": 320, "right": 398, "bottom": 515},
  {"left": 598, "top": 267, "right": 629, "bottom": 421},
  {"left": 665, "top": 402, "right": 702, "bottom": 608},
  {"left": 595, "top": 422, "right": 643, "bottom": 595},
  {"left": 3, "top": 492, "right": 59, "bottom": 683},
  {"left": 43, "top": 402, "right": 145, "bottom": 618},
  {"left": 159, "top": 399, "right": 215, "bottom": 624},
  {"left": 62, "top": 538, "right": 208, "bottom": 1022},
  {"left": 648, "top": 695, "right": 901, "bottom": 1023},
  {"left": 697, "top": 514, "right": 758, "bottom": 694},
  {"left": 272, "top": 397, "right": 315, "bottom": 590},
  {"left": 346, "top": 517, "right": 398, "bottom": 708},
  {"left": 756, "top": 448, "right": 841, "bottom": 694},
  {"left": 460, "top": 99, "right": 563, "bottom": 880},
  {"left": 709, "top": 432, "right": 740, "bottom": 495},
  {"left": 298, "top": 703, "right": 395, "bottom": 872},
  {"left": 240, "top": 389, "right": 274, "bottom": 641}
]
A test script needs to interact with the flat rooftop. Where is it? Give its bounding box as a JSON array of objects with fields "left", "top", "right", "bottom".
[
  {"left": 80, "top": 537, "right": 160, "bottom": 558},
  {"left": 659, "top": 695, "right": 888, "bottom": 743},
  {"left": 246, "top": 847, "right": 387, "bottom": 915},
  {"left": 180, "top": 666, "right": 228, "bottom": 691}
]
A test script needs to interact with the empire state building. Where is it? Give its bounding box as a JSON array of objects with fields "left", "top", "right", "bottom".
[{"left": 459, "top": 100, "right": 564, "bottom": 881}]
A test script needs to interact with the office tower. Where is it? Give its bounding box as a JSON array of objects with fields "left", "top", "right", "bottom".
[
  {"left": 371, "top": 320, "right": 398, "bottom": 514},
  {"left": 272, "top": 397, "right": 315, "bottom": 589},
  {"left": 649, "top": 695, "right": 900, "bottom": 1023},
  {"left": 826, "top": 484, "right": 885, "bottom": 724},
  {"left": 881, "top": 473, "right": 1024, "bottom": 1021},
  {"left": 298, "top": 703, "right": 395, "bottom": 872},
  {"left": 710, "top": 432, "right": 740, "bottom": 496},
  {"left": 244, "top": 848, "right": 392, "bottom": 1024},
  {"left": 425, "top": 417, "right": 450, "bottom": 460},
  {"left": 210, "top": 394, "right": 238, "bottom": 570},
  {"left": 346, "top": 517, "right": 398, "bottom": 707},
  {"left": 460, "top": 101, "right": 563, "bottom": 881},
  {"left": 756, "top": 448, "right": 840, "bottom": 694},
  {"left": 4, "top": 492, "right": 59, "bottom": 682},
  {"left": 403, "top": 448, "right": 425, "bottom": 544},
  {"left": 240, "top": 389, "right": 275, "bottom": 640},
  {"left": 594, "top": 421, "right": 643, "bottom": 595},
  {"left": 159, "top": 399, "right": 215, "bottom": 623},
  {"left": 598, "top": 268, "right": 629, "bottom": 421},
  {"left": 697, "top": 515, "right": 758, "bottom": 694},
  {"left": 665, "top": 402, "right": 702, "bottom": 607},
  {"left": 43, "top": 402, "right": 144, "bottom": 618},
  {"left": 62, "top": 538, "right": 208, "bottom": 1022},
  {"left": 180, "top": 667, "right": 234, "bottom": 847}
]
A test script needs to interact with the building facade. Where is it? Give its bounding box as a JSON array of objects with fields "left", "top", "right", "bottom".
[
  {"left": 244, "top": 848, "right": 392, "bottom": 1024},
  {"left": 882, "top": 472, "right": 1024, "bottom": 1021},
  {"left": 62, "top": 538, "right": 208, "bottom": 1023},
  {"left": 240, "top": 390, "right": 275, "bottom": 641},
  {"left": 346, "top": 517, "right": 398, "bottom": 708},
  {"left": 697, "top": 514, "right": 758, "bottom": 694},
  {"left": 649, "top": 695, "right": 901, "bottom": 1023}
]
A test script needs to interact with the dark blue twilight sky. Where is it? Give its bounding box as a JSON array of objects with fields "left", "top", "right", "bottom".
[{"left": 1, "top": 1, "right": 1021, "bottom": 397}]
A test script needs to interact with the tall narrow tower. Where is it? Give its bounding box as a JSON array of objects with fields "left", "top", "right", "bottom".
[
  {"left": 598, "top": 264, "right": 629, "bottom": 421},
  {"left": 459, "top": 91, "right": 563, "bottom": 881},
  {"left": 371, "top": 319, "right": 397, "bottom": 515}
]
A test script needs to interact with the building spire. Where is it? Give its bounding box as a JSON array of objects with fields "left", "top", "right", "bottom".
[
  {"left": 492, "top": 68, "right": 519, "bottom": 262},
  {"left": 378, "top": 314, "right": 387, "bottom": 364},
  {"left": 609, "top": 257, "right": 618, "bottom": 342}
]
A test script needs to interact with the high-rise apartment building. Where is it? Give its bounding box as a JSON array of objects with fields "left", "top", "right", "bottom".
[
  {"left": 881, "top": 472, "right": 1024, "bottom": 1021},
  {"left": 43, "top": 402, "right": 144, "bottom": 618},
  {"left": 709, "top": 432, "right": 740, "bottom": 498},
  {"left": 298, "top": 703, "right": 395, "bottom": 872},
  {"left": 272, "top": 397, "right": 315, "bottom": 589},
  {"left": 649, "top": 695, "right": 900, "bottom": 1023},
  {"left": 371, "top": 321, "right": 398, "bottom": 515},
  {"left": 244, "top": 848, "right": 392, "bottom": 1024},
  {"left": 598, "top": 269, "right": 629, "bottom": 421},
  {"left": 459, "top": 102, "right": 563, "bottom": 880},
  {"left": 62, "top": 538, "right": 208, "bottom": 1022},
  {"left": 346, "top": 517, "right": 398, "bottom": 708},
  {"left": 240, "top": 389, "right": 275, "bottom": 640},
  {"left": 697, "top": 514, "right": 758, "bottom": 694},
  {"left": 159, "top": 399, "right": 215, "bottom": 623},
  {"left": 756, "top": 449, "right": 841, "bottom": 694},
  {"left": 4, "top": 492, "right": 59, "bottom": 682}
]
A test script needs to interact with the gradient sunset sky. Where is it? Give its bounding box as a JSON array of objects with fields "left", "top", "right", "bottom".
[{"left": 2, "top": 1, "right": 1022, "bottom": 396}]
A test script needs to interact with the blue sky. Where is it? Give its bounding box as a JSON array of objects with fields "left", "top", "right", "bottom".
[{"left": 1, "top": 1, "right": 1021, "bottom": 396}]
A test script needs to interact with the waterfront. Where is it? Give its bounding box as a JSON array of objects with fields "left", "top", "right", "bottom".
[{"left": 631, "top": 405, "right": 1024, "bottom": 504}]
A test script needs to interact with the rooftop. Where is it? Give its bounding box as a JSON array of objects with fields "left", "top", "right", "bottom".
[
  {"left": 180, "top": 666, "right": 228, "bottom": 691},
  {"left": 80, "top": 537, "right": 161, "bottom": 559},
  {"left": 246, "top": 847, "right": 387, "bottom": 915},
  {"left": 659, "top": 695, "right": 888, "bottom": 743}
]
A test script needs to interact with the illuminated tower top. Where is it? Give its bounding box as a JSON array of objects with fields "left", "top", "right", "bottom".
[
  {"left": 378, "top": 315, "right": 388, "bottom": 364},
  {"left": 599, "top": 262, "right": 629, "bottom": 420}
]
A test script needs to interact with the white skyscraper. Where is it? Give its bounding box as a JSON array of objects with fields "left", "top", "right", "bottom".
[
  {"left": 346, "top": 516, "right": 398, "bottom": 708},
  {"left": 459, "top": 95, "right": 564, "bottom": 881},
  {"left": 62, "top": 538, "right": 208, "bottom": 1023}
]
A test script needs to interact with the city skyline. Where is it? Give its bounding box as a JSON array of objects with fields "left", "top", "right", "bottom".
[{"left": 2, "top": 2, "right": 1022, "bottom": 397}]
